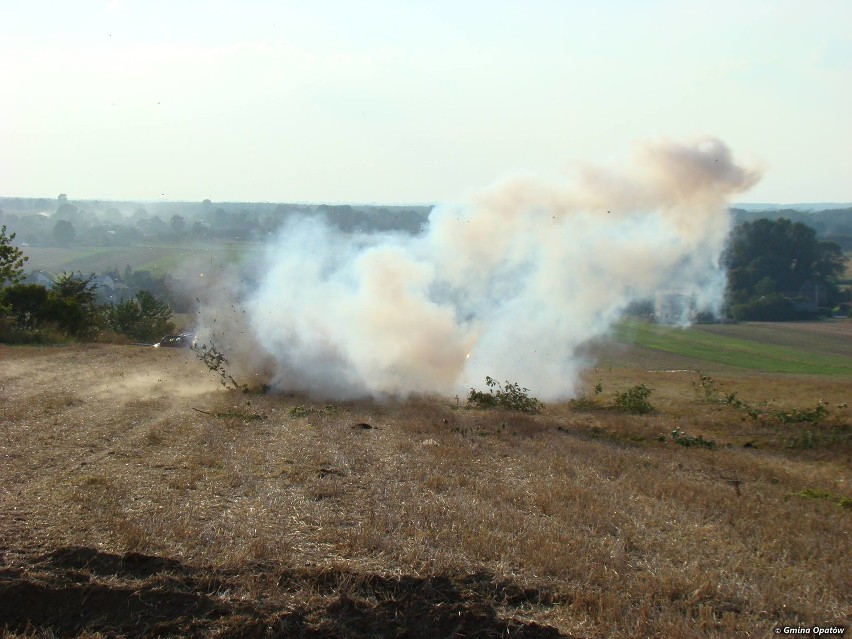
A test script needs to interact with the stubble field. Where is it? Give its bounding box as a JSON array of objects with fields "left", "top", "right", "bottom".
[{"left": 0, "top": 323, "right": 850, "bottom": 638}]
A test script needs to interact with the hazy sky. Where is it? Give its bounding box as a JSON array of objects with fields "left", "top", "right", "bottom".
[{"left": 1, "top": 0, "right": 850, "bottom": 204}]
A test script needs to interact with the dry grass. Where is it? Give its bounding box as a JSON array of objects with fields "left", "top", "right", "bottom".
[{"left": 0, "top": 341, "right": 849, "bottom": 638}]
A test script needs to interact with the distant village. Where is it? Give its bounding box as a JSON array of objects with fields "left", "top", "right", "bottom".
[{"left": 0, "top": 195, "right": 432, "bottom": 249}]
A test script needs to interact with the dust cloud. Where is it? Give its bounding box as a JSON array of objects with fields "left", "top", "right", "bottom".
[{"left": 195, "top": 137, "right": 759, "bottom": 401}]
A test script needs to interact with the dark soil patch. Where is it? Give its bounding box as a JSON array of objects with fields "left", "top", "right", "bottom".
[{"left": 0, "top": 547, "right": 574, "bottom": 638}]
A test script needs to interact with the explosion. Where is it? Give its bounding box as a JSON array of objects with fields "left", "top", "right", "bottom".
[{"left": 195, "top": 137, "right": 759, "bottom": 400}]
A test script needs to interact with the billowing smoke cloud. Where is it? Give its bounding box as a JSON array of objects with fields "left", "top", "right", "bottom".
[{"left": 196, "top": 137, "right": 759, "bottom": 401}]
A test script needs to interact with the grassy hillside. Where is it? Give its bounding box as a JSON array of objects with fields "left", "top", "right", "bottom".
[{"left": 0, "top": 341, "right": 849, "bottom": 638}]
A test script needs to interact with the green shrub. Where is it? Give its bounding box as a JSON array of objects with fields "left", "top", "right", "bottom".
[
  {"left": 792, "top": 488, "right": 852, "bottom": 509},
  {"left": 0, "top": 283, "right": 48, "bottom": 329},
  {"left": 693, "top": 373, "right": 833, "bottom": 425},
  {"left": 669, "top": 428, "right": 716, "bottom": 449},
  {"left": 613, "top": 384, "right": 654, "bottom": 414},
  {"left": 776, "top": 401, "right": 829, "bottom": 425},
  {"left": 467, "top": 377, "right": 543, "bottom": 413},
  {"left": 730, "top": 294, "right": 799, "bottom": 321},
  {"left": 105, "top": 290, "right": 175, "bottom": 342}
]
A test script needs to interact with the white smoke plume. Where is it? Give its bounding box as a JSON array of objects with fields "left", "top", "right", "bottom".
[{"left": 196, "top": 137, "right": 759, "bottom": 401}]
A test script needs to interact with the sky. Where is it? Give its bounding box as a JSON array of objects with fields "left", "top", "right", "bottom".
[{"left": 1, "top": 0, "right": 850, "bottom": 205}]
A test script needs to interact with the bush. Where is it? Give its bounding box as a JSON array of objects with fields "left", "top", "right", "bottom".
[
  {"left": 0, "top": 313, "right": 66, "bottom": 344},
  {"left": 777, "top": 401, "right": 830, "bottom": 425},
  {"left": 40, "top": 295, "right": 92, "bottom": 338},
  {"left": 730, "top": 295, "right": 799, "bottom": 321},
  {"left": 0, "top": 283, "right": 48, "bottom": 329},
  {"left": 0, "top": 274, "right": 104, "bottom": 340},
  {"left": 792, "top": 488, "right": 852, "bottom": 509},
  {"left": 613, "top": 384, "right": 654, "bottom": 414},
  {"left": 467, "top": 377, "right": 543, "bottom": 413},
  {"left": 105, "top": 290, "right": 175, "bottom": 342},
  {"left": 669, "top": 428, "right": 716, "bottom": 449},
  {"left": 42, "top": 273, "right": 103, "bottom": 339}
]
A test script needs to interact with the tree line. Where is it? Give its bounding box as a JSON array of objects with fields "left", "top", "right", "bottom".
[
  {"left": 0, "top": 196, "right": 431, "bottom": 249},
  {"left": 725, "top": 217, "right": 848, "bottom": 320},
  {"left": 1, "top": 226, "right": 176, "bottom": 343},
  {"left": 1, "top": 214, "right": 850, "bottom": 342}
]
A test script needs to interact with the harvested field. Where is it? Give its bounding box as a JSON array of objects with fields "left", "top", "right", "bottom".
[{"left": 0, "top": 339, "right": 850, "bottom": 638}]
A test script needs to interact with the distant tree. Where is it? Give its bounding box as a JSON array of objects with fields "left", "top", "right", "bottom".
[
  {"left": 143, "top": 215, "right": 167, "bottom": 234},
  {"left": 813, "top": 241, "right": 847, "bottom": 286},
  {"left": 726, "top": 218, "right": 847, "bottom": 318},
  {"left": 58, "top": 194, "right": 67, "bottom": 203},
  {"left": 54, "top": 202, "right": 80, "bottom": 221},
  {"left": 170, "top": 214, "right": 186, "bottom": 234},
  {"left": 212, "top": 207, "right": 229, "bottom": 228},
  {"left": 124, "top": 269, "right": 167, "bottom": 297},
  {"left": 103, "top": 207, "right": 124, "bottom": 223},
  {"left": 191, "top": 220, "right": 209, "bottom": 239},
  {"left": 0, "top": 225, "right": 29, "bottom": 286},
  {"left": 53, "top": 219, "right": 76, "bottom": 246}
]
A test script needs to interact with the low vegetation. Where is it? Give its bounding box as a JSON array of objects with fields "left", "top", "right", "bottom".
[
  {"left": 467, "top": 376, "right": 544, "bottom": 413},
  {"left": 694, "top": 372, "right": 840, "bottom": 427},
  {"left": 667, "top": 427, "right": 717, "bottom": 450},
  {"left": 791, "top": 488, "right": 852, "bottom": 509},
  {"left": 612, "top": 383, "right": 655, "bottom": 414},
  {"left": 0, "top": 342, "right": 848, "bottom": 638},
  {"left": 0, "top": 272, "right": 176, "bottom": 345},
  {"left": 568, "top": 382, "right": 655, "bottom": 415}
]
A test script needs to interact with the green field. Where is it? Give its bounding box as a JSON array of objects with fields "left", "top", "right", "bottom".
[
  {"left": 613, "top": 319, "right": 852, "bottom": 376},
  {"left": 21, "top": 243, "right": 268, "bottom": 275}
]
